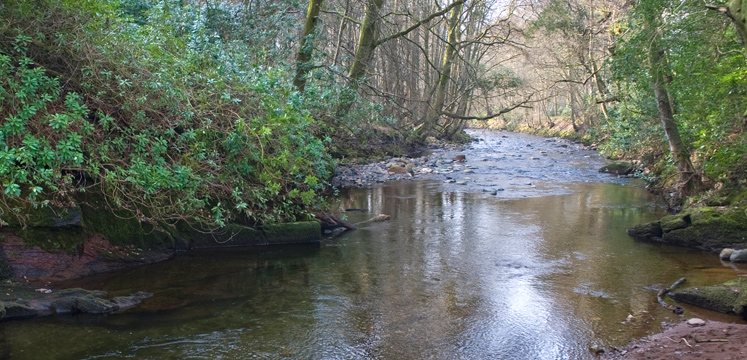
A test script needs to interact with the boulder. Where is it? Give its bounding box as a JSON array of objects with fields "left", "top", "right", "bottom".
[
  {"left": 629, "top": 207, "right": 747, "bottom": 251},
  {"left": 669, "top": 278, "right": 747, "bottom": 318},
  {"left": 720, "top": 248, "right": 736, "bottom": 260},
  {"left": 626, "top": 221, "right": 663, "bottom": 241},
  {"left": 2, "top": 301, "right": 38, "bottom": 319},
  {"left": 662, "top": 207, "right": 747, "bottom": 250},
  {"left": 730, "top": 249, "right": 747, "bottom": 263},
  {"left": 599, "top": 161, "right": 634, "bottom": 175}
]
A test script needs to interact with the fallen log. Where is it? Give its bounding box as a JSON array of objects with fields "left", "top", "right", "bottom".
[
  {"left": 658, "top": 277, "right": 686, "bottom": 314},
  {"left": 315, "top": 212, "right": 357, "bottom": 231}
]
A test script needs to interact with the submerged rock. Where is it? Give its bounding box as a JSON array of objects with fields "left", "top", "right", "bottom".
[
  {"left": 669, "top": 278, "right": 747, "bottom": 318},
  {"left": 0, "top": 288, "right": 153, "bottom": 321}
]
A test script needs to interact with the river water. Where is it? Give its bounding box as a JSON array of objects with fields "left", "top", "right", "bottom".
[{"left": 1, "top": 130, "right": 745, "bottom": 359}]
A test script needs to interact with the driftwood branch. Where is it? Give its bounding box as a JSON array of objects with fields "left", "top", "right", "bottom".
[{"left": 657, "top": 277, "right": 686, "bottom": 314}]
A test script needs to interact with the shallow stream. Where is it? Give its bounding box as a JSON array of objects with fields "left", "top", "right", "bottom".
[{"left": 1, "top": 130, "right": 745, "bottom": 359}]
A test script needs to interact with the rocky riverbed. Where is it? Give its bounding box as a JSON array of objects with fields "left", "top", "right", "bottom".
[{"left": 332, "top": 129, "right": 633, "bottom": 196}]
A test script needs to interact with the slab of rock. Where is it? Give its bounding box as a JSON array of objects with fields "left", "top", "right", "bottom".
[
  {"left": 628, "top": 206, "right": 747, "bottom": 251},
  {"left": 668, "top": 278, "right": 747, "bottom": 317},
  {"left": 0, "top": 288, "right": 153, "bottom": 321}
]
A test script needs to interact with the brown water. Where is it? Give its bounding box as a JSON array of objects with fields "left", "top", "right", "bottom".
[{"left": 1, "top": 131, "right": 745, "bottom": 360}]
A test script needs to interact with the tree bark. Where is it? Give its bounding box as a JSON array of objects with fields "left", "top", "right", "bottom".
[
  {"left": 293, "top": 0, "right": 324, "bottom": 91},
  {"left": 348, "top": 0, "right": 385, "bottom": 83},
  {"left": 646, "top": 13, "right": 702, "bottom": 197},
  {"left": 422, "top": 1, "right": 463, "bottom": 138},
  {"left": 706, "top": 1, "right": 747, "bottom": 55}
]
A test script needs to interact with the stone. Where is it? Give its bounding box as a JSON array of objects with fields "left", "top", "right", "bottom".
[
  {"left": 686, "top": 318, "right": 706, "bottom": 326},
  {"left": 112, "top": 291, "right": 154, "bottom": 310},
  {"left": 2, "top": 301, "right": 38, "bottom": 319},
  {"left": 626, "top": 221, "right": 663, "bottom": 241},
  {"left": 455, "top": 181, "right": 467, "bottom": 185},
  {"left": 730, "top": 249, "right": 747, "bottom": 263},
  {"left": 660, "top": 214, "right": 689, "bottom": 233},
  {"left": 720, "top": 248, "right": 736, "bottom": 260},
  {"left": 660, "top": 207, "right": 747, "bottom": 250},
  {"left": 669, "top": 278, "right": 747, "bottom": 317},
  {"left": 387, "top": 166, "right": 408, "bottom": 175},
  {"left": 599, "top": 161, "right": 634, "bottom": 175}
]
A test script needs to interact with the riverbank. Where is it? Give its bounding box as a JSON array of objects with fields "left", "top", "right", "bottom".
[{"left": 603, "top": 320, "right": 747, "bottom": 359}]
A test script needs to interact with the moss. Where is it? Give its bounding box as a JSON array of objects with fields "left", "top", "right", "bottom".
[
  {"left": 189, "top": 221, "right": 320, "bottom": 249},
  {"left": 626, "top": 221, "right": 662, "bottom": 240},
  {"left": 0, "top": 256, "right": 11, "bottom": 280},
  {"left": 0, "top": 199, "right": 81, "bottom": 228},
  {"left": 17, "top": 227, "right": 85, "bottom": 252},
  {"left": 660, "top": 213, "right": 689, "bottom": 232},
  {"left": 669, "top": 278, "right": 747, "bottom": 317},
  {"left": 262, "top": 221, "right": 321, "bottom": 245},
  {"left": 661, "top": 206, "right": 747, "bottom": 249},
  {"left": 78, "top": 191, "right": 171, "bottom": 249}
]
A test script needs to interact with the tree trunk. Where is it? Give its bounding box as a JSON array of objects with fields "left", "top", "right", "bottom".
[
  {"left": 422, "top": 1, "right": 462, "bottom": 138},
  {"left": 348, "top": 0, "right": 385, "bottom": 82},
  {"left": 646, "top": 14, "right": 702, "bottom": 197},
  {"left": 293, "top": 0, "right": 324, "bottom": 91}
]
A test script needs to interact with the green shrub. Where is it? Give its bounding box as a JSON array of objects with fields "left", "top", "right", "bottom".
[{"left": 0, "top": 0, "right": 334, "bottom": 231}]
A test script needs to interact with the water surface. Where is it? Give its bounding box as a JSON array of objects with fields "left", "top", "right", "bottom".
[{"left": 1, "top": 132, "right": 745, "bottom": 360}]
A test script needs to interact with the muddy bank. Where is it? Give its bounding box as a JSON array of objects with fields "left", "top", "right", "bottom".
[
  {"left": 603, "top": 320, "right": 747, "bottom": 360},
  {"left": 0, "top": 220, "right": 321, "bottom": 281}
]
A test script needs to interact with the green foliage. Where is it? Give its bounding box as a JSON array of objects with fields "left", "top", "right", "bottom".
[
  {"left": 0, "top": 0, "right": 334, "bottom": 230},
  {"left": 603, "top": 0, "right": 747, "bottom": 189}
]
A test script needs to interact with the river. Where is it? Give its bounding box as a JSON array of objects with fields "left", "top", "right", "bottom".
[{"left": 1, "top": 130, "right": 745, "bottom": 359}]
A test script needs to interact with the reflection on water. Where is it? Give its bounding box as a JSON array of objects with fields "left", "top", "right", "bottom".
[{"left": 2, "top": 181, "right": 746, "bottom": 360}]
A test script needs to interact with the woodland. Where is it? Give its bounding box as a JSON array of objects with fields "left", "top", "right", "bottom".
[{"left": 0, "top": 0, "right": 746, "bottom": 236}]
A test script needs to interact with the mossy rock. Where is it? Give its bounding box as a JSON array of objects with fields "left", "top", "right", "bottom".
[
  {"left": 0, "top": 200, "right": 81, "bottom": 228},
  {"left": 2, "top": 301, "right": 38, "bottom": 319},
  {"left": 262, "top": 221, "right": 321, "bottom": 245},
  {"left": 189, "top": 221, "right": 320, "bottom": 249},
  {"left": 599, "top": 161, "right": 634, "bottom": 175},
  {"left": 17, "top": 227, "right": 86, "bottom": 252},
  {"left": 661, "top": 207, "right": 747, "bottom": 250},
  {"left": 626, "top": 221, "right": 663, "bottom": 241},
  {"left": 77, "top": 191, "right": 172, "bottom": 249},
  {"left": 660, "top": 214, "right": 689, "bottom": 233},
  {"left": 669, "top": 278, "right": 747, "bottom": 317}
]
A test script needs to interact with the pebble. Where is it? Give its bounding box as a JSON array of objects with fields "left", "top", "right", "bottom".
[
  {"left": 455, "top": 181, "right": 467, "bottom": 185},
  {"left": 687, "top": 318, "right": 706, "bottom": 326}
]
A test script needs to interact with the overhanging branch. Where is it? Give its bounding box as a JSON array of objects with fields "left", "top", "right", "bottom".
[{"left": 441, "top": 95, "right": 533, "bottom": 121}]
